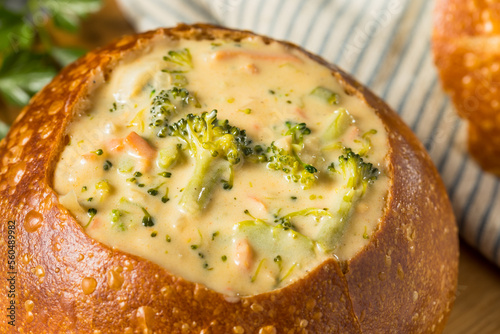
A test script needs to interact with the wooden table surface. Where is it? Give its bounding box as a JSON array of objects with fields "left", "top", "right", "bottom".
[
  {"left": 444, "top": 243, "right": 500, "bottom": 334},
  {"left": 2, "top": 0, "right": 499, "bottom": 332}
]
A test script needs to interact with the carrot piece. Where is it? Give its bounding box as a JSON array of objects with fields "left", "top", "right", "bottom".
[
  {"left": 81, "top": 153, "right": 98, "bottom": 162},
  {"left": 107, "top": 138, "right": 125, "bottom": 152},
  {"left": 124, "top": 132, "right": 157, "bottom": 161},
  {"left": 241, "top": 63, "right": 259, "bottom": 74},
  {"left": 105, "top": 132, "right": 157, "bottom": 171},
  {"left": 212, "top": 50, "right": 302, "bottom": 63},
  {"left": 234, "top": 239, "right": 253, "bottom": 270},
  {"left": 347, "top": 126, "right": 360, "bottom": 142},
  {"left": 248, "top": 196, "right": 267, "bottom": 212},
  {"left": 88, "top": 218, "right": 102, "bottom": 229},
  {"left": 294, "top": 107, "right": 308, "bottom": 120}
]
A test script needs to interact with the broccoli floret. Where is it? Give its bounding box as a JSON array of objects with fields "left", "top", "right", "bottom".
[
  {"left": 110, "top": 209, "right": 126, "bottom": 231},
  {"left": 267, "top": 143, "right": 317, "bottom": 189},
  {"left": 317, "top": 148, "right": 379, "bottom": 251},
  {"left": 356, "top": 129, "right": 377, "bottom": 156},
  {"left": 157, "top": 142, "right": 182, "bottom": 170},
  {"left": 141, "top": 207, "right": 154, "bottom": 227},
  {"left": 337, "top": 148, "right": 378, "bottom": 184},
  {"left": 267, "top": 122, "right": 318, "bottom": 189},
  {"left": 284, "top": 121, "right": 310, "bottom": 146},
  {"left": 275, "top": 208, "right": 332, "bottom": 231},
  {"left": 333, "top": 148, "right": 379, "bottom": 195},
  {"left": 235, "top": 215, "right": 316, "bottom": 284},
  {"left": 311, "top": 86, "right": 340, "bottom": 105},
  {"left": 169, "top": 110, "right": 254, "bottom": 214},
  {"left": 162, "top": 49, "right": 193, "bottom": 87},
  {"left": 322, "top": 108, "right": 354, "bottom": 142},
  {"left": 150, "top": 87, "right": 200, "bottom": 138},
  {"left": 163, "top": 48, "right": 193, "bottom": 69}
]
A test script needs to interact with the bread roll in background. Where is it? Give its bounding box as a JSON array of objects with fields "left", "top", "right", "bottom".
[
  {"left": 433, "top": 0, "right": 500, "bottom": 176},
  {"left": 0, "top": 24, "right": 458, "bottom": 333}
]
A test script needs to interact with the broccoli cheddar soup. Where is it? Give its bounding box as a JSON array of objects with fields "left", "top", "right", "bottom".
[{"left": 53, "top": 36, "right": 390, "bottom": 296}]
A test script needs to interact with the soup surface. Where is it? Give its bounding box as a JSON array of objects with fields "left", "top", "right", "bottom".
[{"left": 54, "top": 36, "right": 389, "bottom": 296}]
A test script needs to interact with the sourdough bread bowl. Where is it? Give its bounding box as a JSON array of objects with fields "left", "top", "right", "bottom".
[
  {"left": 433, "top": 0, "right": 500, "bottom": 176},
  {"left": 0, "top": 24, "right": 458, "bottom": 333}
]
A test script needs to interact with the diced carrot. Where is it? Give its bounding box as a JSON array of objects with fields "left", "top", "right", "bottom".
[
  {"left": 241, "top": 63, "right": 259, "bottom": 74},
  {"left": 212, "top": 50, "right": 302, "bottom": 63},
  {"left": 105, "top": 132, "right": 157, "bottom": 171},
  {"left": 248, "top": 196, "right": 267, "bottom": 212},
  {"left": 234, "top": 239, "right": 253, "bottom": 271},
  {"left": 122, "top": 132, "right": 157, "bottom": 171},
  {"left": 81, "top": 153, "right": 98, "bottom": 163},
  {"left": 124, "top": 132, "right": 156, "bottom": 160},
  {"left": 294, "top": 107, "right": 308, "bottom": 119},
  {"left": 89, "top": 218, "right": 102, "bottom": 229},
  {"left": 107, "top": 138, "right": 125, "bottom": 152},
  {"left": 347, "top": 126, "right": 360, "bottom": 141}
]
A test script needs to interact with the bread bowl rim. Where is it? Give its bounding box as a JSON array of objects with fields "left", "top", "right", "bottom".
[{"left": 0, "top": 23, "right": 459, "bottom": 333}]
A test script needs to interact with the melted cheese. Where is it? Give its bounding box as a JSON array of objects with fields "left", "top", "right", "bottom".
[{"left": 53, "top": 36, "right": 389, "bottom": 296}]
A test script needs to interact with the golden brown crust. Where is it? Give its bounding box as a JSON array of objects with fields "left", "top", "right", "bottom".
[
  {"left": 433, "top": 0, "right": 500, "bottom": 175},
  {"left": 0, "top": 24, "right": 458, "bottom": 333}
]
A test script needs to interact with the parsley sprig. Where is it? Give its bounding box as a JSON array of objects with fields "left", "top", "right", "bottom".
[{"left": 0, "top": 0, "right": 103, "bottom": 139}]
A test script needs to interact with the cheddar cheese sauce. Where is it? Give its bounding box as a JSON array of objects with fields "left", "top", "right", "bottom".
[{"left": 54, "top": 36, "right": 389, "bottom": 296}]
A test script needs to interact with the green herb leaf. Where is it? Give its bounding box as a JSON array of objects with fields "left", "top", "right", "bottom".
[
  {"left": 311, "top": 86, "right": 340, "bottom": 105},
  {"left": 0, "top": 121, "right": 9, "bottom": 140},
  {"left": 0, "top": 8, "right": 34, "bottom": 54},
  {"left": 141, "top": 207, "right": 154, "bottom": 227},
  {"left": 38, "top": 0, "right": 102, "bottom": 32},
  {"left": 50, "top": 46, "right": 86, "bottom": 66},
  {"left": 0, "top": 51, "right": 57, "bottom": 106},
  {"left": 0, "top": 1, "right": 103, "bottom": 108},
  {"left": 52, "top": 13, "right": 80, "bottom": 32}
]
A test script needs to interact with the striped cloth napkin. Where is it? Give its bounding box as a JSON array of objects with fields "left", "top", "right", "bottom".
[{"left": 118, "top": 0, "right": 500, "bottom": 266}]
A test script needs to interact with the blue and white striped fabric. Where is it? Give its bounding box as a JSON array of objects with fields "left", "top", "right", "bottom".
[{"left": 118, "top": 0, "right": 500, "bottom": 266}]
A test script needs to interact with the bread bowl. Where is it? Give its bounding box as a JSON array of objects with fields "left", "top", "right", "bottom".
[
  {"left": 433, "top": 0, "right": 500, "bottom": 176},
  {"left": 0, "top": 23, "right": 458, "bottom": 333}
]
